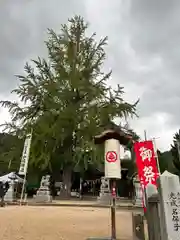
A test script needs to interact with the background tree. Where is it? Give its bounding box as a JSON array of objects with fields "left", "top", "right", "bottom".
[
  {"left": 157, "top": 150, "right": 175, "bottom": 174},
  {"left": 0, "top": 133, "right": 23, "bottom": 173},
  {"left": 1, "top": 16, "right": 138, "bottom": 196},
  {"left": 171, "top": 130, "right": 180, "bottom": 175}
]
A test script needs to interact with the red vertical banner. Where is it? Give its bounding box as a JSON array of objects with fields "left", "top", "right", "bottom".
[
  {"left": 134, "top": 140, "right": 159, "bottom": 187},
  {"left": 134, "top": 140, "right": 160, "bottom": 210}
]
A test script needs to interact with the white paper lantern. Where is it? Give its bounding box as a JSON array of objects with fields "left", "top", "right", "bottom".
[{"left": 104, "top": 139, "right": 121, "bottom": 179}]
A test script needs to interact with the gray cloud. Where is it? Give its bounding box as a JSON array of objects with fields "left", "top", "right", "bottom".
[
  {"left": 127, "top": 0, "right": 180, "bottom": 127},
  {"left": 0, "top": 0, "right": 85, "bottom": 93},
  {"left": 0, "top": 0, "right": 180, "bottom": 150},
  {"left": 85, "top": 0, "right": 180, "bottom": 149}
]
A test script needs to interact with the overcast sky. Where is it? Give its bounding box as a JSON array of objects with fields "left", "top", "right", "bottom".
[{"left": 0, "top": 0, "right": 180, "bottom": 151}]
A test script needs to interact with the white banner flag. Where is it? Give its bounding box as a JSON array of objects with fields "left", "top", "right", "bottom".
[
  {"left": 18, "top": 132, "right": 32, "bottom": 175},
  {"left": 120, "top": 145, "right": 131, "bottom": 160}
]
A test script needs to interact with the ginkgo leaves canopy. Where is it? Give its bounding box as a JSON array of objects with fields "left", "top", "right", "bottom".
[{"left": 1, "top": 16, "right": 138, "bottom": 173}]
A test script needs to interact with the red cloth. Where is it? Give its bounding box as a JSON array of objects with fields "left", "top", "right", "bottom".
[{"left": 134, "top": 140, "right": 159, "bottom": 211}]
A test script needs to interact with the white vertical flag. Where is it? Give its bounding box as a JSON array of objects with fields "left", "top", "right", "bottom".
[
  {"left": 120, "top": 145, "right": 131, "bottom": 160},
  {"left": 18, "top": 132, "right": 32, "bottom": 175}
]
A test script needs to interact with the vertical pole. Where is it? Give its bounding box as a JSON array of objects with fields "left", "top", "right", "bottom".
[
  {"left": 144, "top": 130, "right": 147, "bottom": 141},
  {"left": 143, "top": 130, "right": 149, "bottom": 236},
  {"left": 152, "top": 138, "right": 161, "bottom": 174},
  {"left": 79, "top": 177, "right": 83, "bottom": 200},
  {"left": 144, "top": 187, "right": 152, "bottom": 239},
  {"left": 20, "top": 173, "right": 27, "bottom": 205},
  {"left": 8, "top": 159, "right": 12, "bottom": 170},
  {"left": 143, "top": 129, "right": 147, "bottom": 206},
  {"left": 111, "top": 179, "right": 116, "bottom": 240}
]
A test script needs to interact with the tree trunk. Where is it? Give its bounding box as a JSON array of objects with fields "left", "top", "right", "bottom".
[{"left": 61, "top": 167, "right": 72, "bottom": 198}]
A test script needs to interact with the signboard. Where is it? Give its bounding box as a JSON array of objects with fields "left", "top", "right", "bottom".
[
  {"left": 159, "top": 171, "right": 180, "bottom": 240},
  {"left": 18, "top": 133, "right": 32, "bottom": 175},
  {"left": 104, "top": 139, "right": 121, "bottom": 179}
]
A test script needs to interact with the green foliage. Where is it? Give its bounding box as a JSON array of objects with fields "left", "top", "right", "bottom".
[
  {"left": 121, "top": 159, "right": 136, "bottom": 177},
  {"left": 0, "top": 133, "right": 23, "bottom": 173},
  {"left": 157, "top": 150, "right": 175, "bottom": 174},
  {"left": 171, "top": 131, "right": 180, "bottom": 174},
  {"left": 125, "top": 128, "right": 140, "bottom": 163},
  {"left": 0, "top": 16, "right": 138, "bottom": 174}
]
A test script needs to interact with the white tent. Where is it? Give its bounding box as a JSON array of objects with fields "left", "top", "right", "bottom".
[{"left": 0, "top": 172, "right": 24, "bottom": 183}]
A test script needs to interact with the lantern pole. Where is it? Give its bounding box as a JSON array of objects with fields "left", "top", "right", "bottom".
[
  {"left": 110, "top": 178, "right": 117, "bottom": 240},
  {"left": 90, "top": 127, "right": 131, "bottom": 240}
]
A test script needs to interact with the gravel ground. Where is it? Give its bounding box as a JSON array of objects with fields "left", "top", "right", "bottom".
[{"left": 0, "top": 206, "right": 133, "bottom": 240}]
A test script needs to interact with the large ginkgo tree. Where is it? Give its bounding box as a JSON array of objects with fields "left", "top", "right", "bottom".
[{"left": 1, "top": 16, "right": 138, "bottom": 196}]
